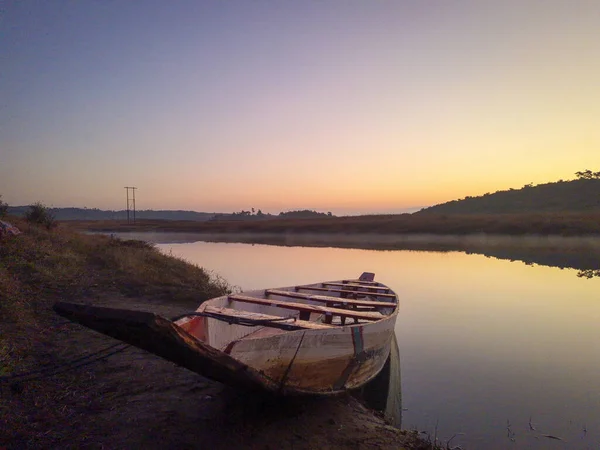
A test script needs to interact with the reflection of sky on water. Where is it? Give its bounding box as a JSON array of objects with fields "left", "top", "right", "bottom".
[
  {"left": 146, "top": 238, "right": 600, "bottom": 450},
  {"left": 108, "top": 231, "right": 600, "bottom": 274}
]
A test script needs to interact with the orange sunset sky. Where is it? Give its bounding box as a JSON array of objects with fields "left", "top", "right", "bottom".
[{"left": 2, "top": 1, "right": 599, "bottom": 215}]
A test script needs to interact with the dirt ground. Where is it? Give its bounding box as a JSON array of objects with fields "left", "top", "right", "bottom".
[{"left": 1, "top": 292, "right": 430, "bottom": 450}]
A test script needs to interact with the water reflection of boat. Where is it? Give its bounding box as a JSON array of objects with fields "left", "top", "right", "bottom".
[
  {"left": 355, "top": 333, "right": 402, "bottom": 427},
  {"left": 54, "top": 272, "right": 399, "bottom": 395}
]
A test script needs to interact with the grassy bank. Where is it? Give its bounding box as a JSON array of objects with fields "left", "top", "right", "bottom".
[
  {"left": 1, "top": 217, "right": 230, "bottom": 369},
  {"left": 72, "top": 211, "right": 600, "bottom": 236},
  {"left": 0, "top": 217, "right": 232, "bottom": 446},
  {"left": 0, "top": 217, "right": 432, "bottom": 449}
]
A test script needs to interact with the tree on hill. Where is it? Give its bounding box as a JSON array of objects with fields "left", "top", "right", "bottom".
[{"left": 575, "top": 169, "right": 600, "bottom": 180}]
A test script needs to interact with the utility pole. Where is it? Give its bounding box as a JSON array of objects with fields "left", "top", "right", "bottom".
[{"left": 124, "top": 187, "right": 137, "bottom": 224}]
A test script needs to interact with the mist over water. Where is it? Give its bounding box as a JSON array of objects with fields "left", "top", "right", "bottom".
[{"left": 113, "top": 231, "right": 600, "bottom": 274}]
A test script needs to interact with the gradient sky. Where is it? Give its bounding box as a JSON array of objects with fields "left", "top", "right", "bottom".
[{"left": 2, "top": 1, "right": 599, "bottom": 214}]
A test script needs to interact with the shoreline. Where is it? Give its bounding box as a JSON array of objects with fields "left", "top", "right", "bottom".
[
  {"left": 0, "top": 218, "right": 438, "bottom": 449},
  {"left": 100, "top": 230, "right": 600, "bottom": 275},
  {"left": 69, "top": 211, "right": 600, "bottom": 237},
  {"left": 101, "top": 229, "right": 600, "bottom": 250}
]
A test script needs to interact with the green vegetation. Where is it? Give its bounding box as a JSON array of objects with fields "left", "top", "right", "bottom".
[
  {"left": 419, "top": 174, "right": 600, "bottom": 214},
  {"left": 24, "top": 202, "right": 57, "bottom": 229},
  {"left": 0, "top": 195, "right": 7, "bottom": 217}
]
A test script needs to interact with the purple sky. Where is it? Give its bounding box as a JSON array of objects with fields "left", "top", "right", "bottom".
[{"left": 2, "top": 1, "right": 599, "bottom": 214}]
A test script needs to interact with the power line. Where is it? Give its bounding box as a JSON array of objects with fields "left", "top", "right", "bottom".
[{"left": 124, "top": 186, "right": 137, "bottom": 223}]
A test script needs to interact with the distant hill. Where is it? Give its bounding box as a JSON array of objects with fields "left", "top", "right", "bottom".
[
  {"left": 6, "top": 207, "right": 216, "bottom": 221},
  {"left": 418, "top": 179, "right": 600, "bottom": 214}
]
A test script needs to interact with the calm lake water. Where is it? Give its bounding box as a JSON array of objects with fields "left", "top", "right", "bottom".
[{"left": 122, "top": 232, "right": 600, "bottom": 449}]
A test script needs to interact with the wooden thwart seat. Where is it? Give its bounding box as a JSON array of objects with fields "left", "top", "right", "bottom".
[
  {"left": 266, "top": 289, "right": 395, "bottom": 308},
  {"left": 342, "top": 279, "right": 380, "bottom": 285},
  {"left": 322, "top": 282, "right": 390, "bottom": 291},
  {"left": 295, "top": 285, "right": 397, "bottom": 299},
  {"left": 203, "top": 306, "right": 334, "bottom": 330},
  {"left": 227, "top": 295, "right": 385, "bottom": 322}
]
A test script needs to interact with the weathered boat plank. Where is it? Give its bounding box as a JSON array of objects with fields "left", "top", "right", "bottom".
[
  {"left": 342, "top": 279, "right": 380, "bottom": 285},
  {"left": 295, "top": 286, "right": 397, "bottom": 299},
  {"left": 228, "top": 295, "right": 385, "bottom": 321},
  {"left": 203, "top": 306, "right": 335, "bottom": 330},
  {"left": 266, "top": 289, "right": 394, "bottom": 308},
  {"left": 322, "top": 282, "right": 390, "bottom": 291}
]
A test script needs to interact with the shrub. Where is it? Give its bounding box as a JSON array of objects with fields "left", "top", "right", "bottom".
[
  {"left": 0, "top": 195, "right": 7, "bottom": 217},
  {"left": 25, "top": 202, "right": 56, "bottom": 229},
  {"left": 575, "top": 169, "right": 600, "bottom": 180}
]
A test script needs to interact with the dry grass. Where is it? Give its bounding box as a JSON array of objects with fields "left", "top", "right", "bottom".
[
  {"left": 1, "top": 216, "right": 230, "bottom": 304},
  {"left": 0, "top": 216, "right": 233, "bottom": 447},
  {"left": 71, "top": 211, "right": 600, "bottom": 236},
  {"left": 0, "top": 217, "right": 231, "bottom": 375}
]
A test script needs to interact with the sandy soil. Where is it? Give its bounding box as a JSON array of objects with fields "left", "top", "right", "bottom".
[{"left": 1, "top": 293, "right": 429, "bottom": 450}]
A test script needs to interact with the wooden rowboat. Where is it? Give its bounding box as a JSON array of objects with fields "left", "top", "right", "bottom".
[{"left": 54, "top": 272, "right": 399, "bottom": 395}]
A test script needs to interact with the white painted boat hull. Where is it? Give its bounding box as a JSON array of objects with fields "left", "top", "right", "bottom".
[{"left": 178, "top": 276, "right": 399, "bottom": 395}]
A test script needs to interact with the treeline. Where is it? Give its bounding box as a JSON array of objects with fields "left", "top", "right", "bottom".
[
  {"left": 279, "top": 210, "right": 333, "bottom": 218},
  {"left": 80, "top": 212, "right": 600, "bottom": 236},
  {"left": 210, "top": 209, "right": 334, "bottom": 221},
  {"left": 419, "top": 173, "right": 600, "bottom": 214},
  {"left": 6, "top": 206, "right": 215, "bottom": 221},
  {"left": 575, "top": 169, "right": 600, "bottom": 180},
  {"left": 5, "top": 205, "right": 335, "bottom": 222}
]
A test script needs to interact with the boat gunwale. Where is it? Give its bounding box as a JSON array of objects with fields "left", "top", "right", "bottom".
[{"left": 179, "top": 278, "right": 399, "bottom": 333}]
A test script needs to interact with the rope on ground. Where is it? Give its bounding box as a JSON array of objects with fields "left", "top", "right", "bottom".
[{"left": 0, "top": 343, "right": 131, "bottom": 383}]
